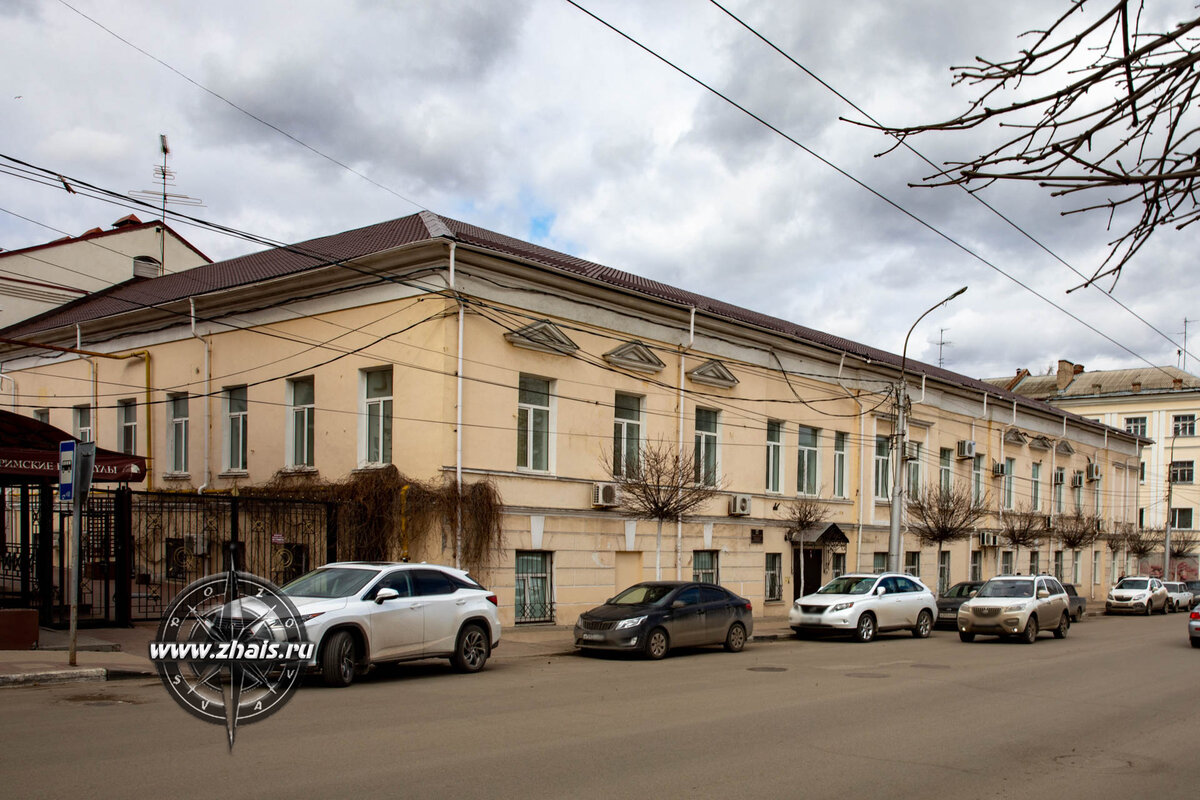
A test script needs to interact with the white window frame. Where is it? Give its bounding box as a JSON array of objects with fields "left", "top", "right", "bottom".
[
  {"left": 1054, "top": 467, "right": 1065, "bottom": 513},
  {"left": 613, "top": 393, "right": 643, "bottom": 479},
  {"left": 907, "top": 441, "right": 922, "bottom": 497},
  {"left": 904, "top": 550, "right": 920, "bottom": 579},
  {"left": 361, "top": 368, "right": 393, "bottom": 467},
  {"left": 167, "top": 393, "right": 189, "bottom": 474},
  {"left": 1124, "top": 416, "right": 1147, "bottom": 436},
  {"left": 1073, "top": 549, "right": 1082, "bottom": 584},
  {"left": 74, "top": 404, "right": 92, "bottom": 443},
  {"left": 1173, "top": 414, "right": 1195, "bottom": 437},
  {"left": 1093, "top": 551, "right": 1101, "bottom": 585},
  {"left": 118, "top": 398, "right": 137, "bottom": 455},
  {"left": 1031, "top": 463, "right": 1041, "bottom": 511},
  {"left": 972, "top": 454, "right": 983, "bottom": 503},
  {"left": 1003, "top": 457, "right": 1016, "bottom": 509},
  {"left": 694, "top": 408, "right": 719, "bottom": 486},
  {"left": 1170, "top": 461, "right": 1195, "bottom": 484},
  {"left": 938, "top": 551, "right": 951, "bottom": 594},
  {"left": 797, "top": 425, "right": 819, "bottom": 496},
  {"left": 969, "top": 550, "right": 982, "bottom": 582},
  {"left": 939, "top": 448, "right": 952, "bottom": 493},
  {"left": 765, "top": 420, "right": 783, "bottom": 494},
  {"left": 1029, "top": 550, "right": 1040, "bottom": 575},
  {"left": 833, "top": 431, "right": 848, "bottom": 499},
  {"left": 692, "top": 550, "right": 719, "bottom": 584},
  {"left": 765, "top": 552, "right": 782, "bottom": 602},
  {"left": 874, "top": 435, "right": 890, "bottom": 500},
  {"left": 1001, "top": 550, "right": 1014, "bottom": 575},
  {"left": 223, "top": 386, "right": 248, "bottom": 472},
  {"left": 288, "top": 377, "right": 315, "bottom": 468},
  {"left": 1170, "top": 507, "right": 1194, "bottom": 529}
]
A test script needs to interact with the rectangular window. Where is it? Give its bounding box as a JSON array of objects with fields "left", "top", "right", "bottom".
[
  {"left": 1139, "top": 461, "right": 1146, "bottom": 483},
  {"left": 797, "top": 425, "right": 818, "bottom": 495},
  {"left": 938, "top": 551, "right": 951, "bottom": 595},
  {"left": 874, "top": 436, "right": 890, "bottom": 500},
  {"left": 1073, "top": 472, "right": 1083, "bottom": 512},
  {"left": 972, "top": 454, "right": 984, "bottom": 503},
  {"left": 907, "top": 442, "right": 922, "bottom": 497},
  {"left": 939, "top": 448, "right": 952, "bottom": 493},
  {"left": 289, "top": 377, "right": 315, "bottom": 468},
  {"left": 765, "top": 420, "right": 782, "bottom": 493},
  {"left": 872, "top": 551, "right": 887, "bottom": 574},
  {"left": 362, "top": 369, "right": 393, "bottom": 466},
  {"left": 1173, "top": 414, "right": 1195, "bottom": 437},
  {"left": 514, "top": 551, "right": 553, "bottom": 624},
  {"left": 1054, "top": 468, "right": 1065, "bottom": 513},
  {"left": 517, "top": 375, "right": 549, "bottom": 472},
  {"left": 1053, "top": 549, "right": 1064, "bottom": 580},
  {"left": 831, "top": 552, "right": 846, "bottom": 578},
  {"left": 904, "top": 551, "right": 920, "bottom": 578},
  {"left": 1003, "top": 457, "right": 1016, "bottom": 509},
  {"left": 33, "top": 408, "right": 49, "bottom": 425},
  {"left": 1170, "top": 461, "right": 1194, "bottom": 484},
  {"left": 168, "top": 393, "right": 189, "bottom": 473},
  {"left": 613, "top": 393, "right": 642, "bottom": 479},
  {"left": 833, "top": 432, "right": 848, "bottom": 498},
  {"left": 1124, "top": 416, "right": 1147, "bottom": 437},
  {"left": 765, "top": 553, "right": 782, "bottom": 602},
  {"left": 1138, "top": 507, "right": 1145, "bottom": 529},
  {"left": 118, "top": 399, "right": 137, "bottom": 455},
  {"left": 970, "top": 550, "right": 982, "bottom": 582},
  {"left": 1111, "top": 552, "right": 1119, "bottom": 582},
  {"left": 694, "top": 409, "right": 718, "bottom": 486},
  {"left": 1170, "top": 508, "right": 1194, "bottom": 529},
  {"left": 1093, "top": 551, "right": 1100, "bottom": 585},
  {"left": 74, "top": 405, "right": 92, "bottom": 443},
  {"left": 1001, "top": 550, "right": 1014, "bottom": 575},
  {"left": 693, "top": 550, "right": 719, "bottom": 584},
  {"left": 1031, "top": 463, "right": 1041, "bottom": 511},
  {"left": 1030, "top": 551, "right": 1040, "bottom": 575},
  {"left": 1073, "top": 550, "right": 1082, "bottom": 584},
  {"left": 224, "top": 386, "right": 248, "bottom": 471}
]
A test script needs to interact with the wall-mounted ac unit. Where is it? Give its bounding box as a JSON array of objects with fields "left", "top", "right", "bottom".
[
  {"left": 591, "top": 482, "right": 619, "bottom": 508},
  {"left": 957, "top": 440, "right": 976, "bottom": 459},
  {"left": 1086, "top": 463, "right": 1102, "bottom": 482},
  {"left": 1071, "top": 472, "right": 1084, "bottom": 488},
  {"left": 979, "top": 532, "right": 999, "bottom": 547},
  {"left": 992, "top": 461, "right": 1007, "bottom": 477},
  {"left": 904, "top": 441, "right": 921, "bottom": 461},
  {"left": 728, "top": 493, "right": 752, "bottom": 516},
  {"left": 1052, "top": 469, "right": 1065, "bottom": 485}
]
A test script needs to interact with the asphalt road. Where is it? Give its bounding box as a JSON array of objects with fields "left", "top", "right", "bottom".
[{"left": 2, "top": 613, "right": 1196, "bottom": 799}]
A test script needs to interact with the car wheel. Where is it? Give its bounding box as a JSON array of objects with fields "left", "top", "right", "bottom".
[
  {"left": 321, "top": 630, "right": 356, "bottom": 687},
  {"left": 644, "top": 627, "right": 669, "bottom": 660},
  {"left": 1191, "top": 638, "right": 1200, "bottom": 649},
  {"left": 1020, "top": 616, "right": 1038, "bottom": 644},
  {"left": 724, "top": 622, "right": 747, "bottom": 653},
  {"left": 853, "top": 613, "right": 876, "bottom": 643},
  {"left": 450, "top": 624, "right": 490, "bottom": 673},
  {"left": 1053, "top": 612, "right": 1070, "bottom": 639},
  {"left": 912, "top": 610, "right": 933, "bottom": 639},
  {"left": 1144, "top": 601, "right": 1152, "bottom": 616},
  {"left": 958, "top": 631, "right": 975, "bottom": 643},
  {"left": 1158, "top": 599, "right": 1169, "bottom": 615}
]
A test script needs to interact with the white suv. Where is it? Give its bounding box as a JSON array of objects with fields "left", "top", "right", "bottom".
[
  {"left": 280, "top": 562, "right": 501, "bottom": 686},
  {"left": 788, "top": 572, "right": 937, "bottom": 643}
]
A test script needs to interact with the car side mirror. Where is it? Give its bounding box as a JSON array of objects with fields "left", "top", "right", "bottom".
[
  {"left": 671, "top": 600, "right": 687, "bottom": 609},
  {"left": 875, "top": 587, "right": 887, "bottom": 596},
  {"left": 375, "top": 587, "right": 399, "bottom": 604},
  {"left": 1036, "top": 589, "right": 1050, "bottom": 599},
  {"left": 968, "top": 590, "right": 978, "bottom": 598}
]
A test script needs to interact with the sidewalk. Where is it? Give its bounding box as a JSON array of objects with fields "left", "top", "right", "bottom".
[{"left": 0, "top": 616, "right": 798, "bottom": 688}]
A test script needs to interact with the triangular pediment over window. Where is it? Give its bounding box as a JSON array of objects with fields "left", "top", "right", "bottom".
[
  {"left": 504, "top": 320, "right": 579, "bottom": 356},
  {"left": 603, "top": 341, "right": 666, "bottom": 374},
  {"left": 687, "top": 359, "right": 738, "bottom": 388},
  {"left": 1004, "top": 428, "right": 1028, "bottom": 446},
  {"left": 1029, "top": 436, "right": 1053, "bottom": 451},
  {"left": 1055, "top": 440, "right": 1075, "bottom": 456}
]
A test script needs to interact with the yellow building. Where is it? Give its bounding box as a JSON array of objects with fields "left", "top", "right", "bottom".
[{"left": 0, "top": 213, "right": 1143, "bottom": 624}]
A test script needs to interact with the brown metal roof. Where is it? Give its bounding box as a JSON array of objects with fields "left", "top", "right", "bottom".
[{"left": 987, "top": 365, "right": 1200, "bottom": 400}]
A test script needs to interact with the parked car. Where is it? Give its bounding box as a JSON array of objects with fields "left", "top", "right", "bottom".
[
  {"left": 936, "top": 581, "right": 984, "bottom": 627},
  {"left": 276, "top": 561, "right": 501, "bottom": 686},
  {"left": 788, "top": 572, "right": 937, "bottom": 643},
  {"left": 956, "top": 574, "right": 1071, "bottom": 643},
  {"left": 1105, "top": 576, "right": 1169, "bottom": 615},
  {"left": 1163, "top": 582, "right": 1195, "bottom": 612},
  {"left": 1062, "top": 583, "right": 1087, "bottom": 621},
  {"left": 574, "top": 581, "right": 753, "bottom": 659},
  {"left": 1190, "top": 609, "right": 1200, "bottom": 648},
  {"left": 1187, "top": 581, "right": 1200, "bottom": 608}
]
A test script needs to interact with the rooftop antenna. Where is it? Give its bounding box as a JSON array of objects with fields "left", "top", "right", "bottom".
[
  {"left": 128, "top": 134, "right": 204, "bottom": 274},
  {"left": 934, "top": 327, "right": 952, "bottom": 368},
  {"left": 1180, "top": 318, "right": 1195, "bottom": 372}
]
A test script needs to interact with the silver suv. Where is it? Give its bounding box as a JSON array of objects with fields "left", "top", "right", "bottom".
[
  {"left": 956, "top": 574, "right": 1071, "bottom": 644},
  {"left": 280, "top": 562, "right": 501, "bottom": 686}
]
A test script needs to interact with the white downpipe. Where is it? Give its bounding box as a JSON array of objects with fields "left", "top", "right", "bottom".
[
  {"left": 835, "top": 354, "right": 867, "bottom": 572},
  {"left": 190, "top": 299, "right": 212, "bottom": 493},
  {"left": 674, "top": 307, "right": 695, "bottom": 581},
  {"left": 451, "top": 241, "right": 463, "bottom": 570}
]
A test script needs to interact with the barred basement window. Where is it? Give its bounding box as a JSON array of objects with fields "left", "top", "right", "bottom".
[
  {"left": 765, "top": 553, "right": 782, "bottom": 602},
  {"left": 693, "top": 550, "right": 719, "bottom": 584},
  {"left": 515, "top": 551, "right": 553, "bottom": 623}
]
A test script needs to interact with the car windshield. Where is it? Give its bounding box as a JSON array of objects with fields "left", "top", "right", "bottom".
[
  {"left": 283, "top": 567, "right": 379, "bottom": 598},
  {"left": 1116, "top": 578, "right": 1148, "bottom": 590},
  {"left": 610, "top": 584, "right": 675, "bottom": 605},
  {"left": 977, "top": 579, "right": 1034, "bottom": 598},
  {"left": 816, "top": 576, "right": 877, "bottom": 595},
  {"left": 944, "top": 583, "right": 974, "bottom": 598}
]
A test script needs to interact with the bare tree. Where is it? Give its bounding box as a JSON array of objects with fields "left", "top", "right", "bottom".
[
  {"left": 1123, "top": 526, "right": 1163, "bottom": 570},
  {"left": 907, "top": 485, "right": 989, "bottom": 587},
  {"left": 869, "top": 2, "right": 1200, "bottom": 287},
  {"left": 1168, "top": 530, "right": 1199, "bottom": 579},
  {"left": 1057, "top": 512, "right": 1103, "bottom": 551},
  {"left": 609, "top": 439, "right": 722, "bottom": 579},
  {"left": 1000, "top": 504, "right": 1046, "bottom": 570},
  {"left": 780, "top": 494, "right": 832, "bottom": 541}
]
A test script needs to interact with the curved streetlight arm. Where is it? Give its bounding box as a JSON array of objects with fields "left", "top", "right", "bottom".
[{"left": 900, "top": 286, "right": 967, "bottom": 384}]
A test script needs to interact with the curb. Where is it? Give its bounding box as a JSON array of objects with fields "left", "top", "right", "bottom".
[{"left": 0, "top": 668, "right": 107, "bottom": 688}]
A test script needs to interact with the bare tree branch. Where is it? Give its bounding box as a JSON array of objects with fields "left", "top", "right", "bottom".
[
  {"left": 780, "top": 494, "right": 832, "bottom": 541},
  {"left": 1057, "top": 511, "right": 1103, "bottom": 550},
  {"left": 908, "top": 484, "right": 989, "bottom": 550},
  {"left": 1000, "top": 503, "right": 1047, "bottom": 564}
]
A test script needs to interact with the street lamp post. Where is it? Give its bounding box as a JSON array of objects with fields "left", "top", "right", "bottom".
[{"left": 888, "top": 286, "right": 968, "bottom": 574}]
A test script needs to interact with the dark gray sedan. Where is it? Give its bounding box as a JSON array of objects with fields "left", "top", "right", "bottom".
[
  {"left": 936, "top": 581, "right": 984, "bottom": 627},
  {"left": 574, "top": 581, "right": 753, "bottom": 659}
]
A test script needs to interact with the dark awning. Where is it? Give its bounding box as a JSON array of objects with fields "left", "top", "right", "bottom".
[
  {"left": 792, "top": 522, "right": 848, "bottom": 545},
  {"left": 0, "top": 409, "right": 146, "bottom": 483}
]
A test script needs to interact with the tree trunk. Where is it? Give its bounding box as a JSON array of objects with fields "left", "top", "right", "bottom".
[{"left": 655, "top": 518, "right": 663, "bottom": 580}]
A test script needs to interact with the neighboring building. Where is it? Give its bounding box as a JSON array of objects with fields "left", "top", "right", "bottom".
[
  {"left": 988, "top": 360, "right": 1199, "bottom": 579},
  {"left": 0, "top": 214, "right": 211, "bottom": 328},
  {"left": 0, "top": 213, "right": 1143, "bottom": 623}
]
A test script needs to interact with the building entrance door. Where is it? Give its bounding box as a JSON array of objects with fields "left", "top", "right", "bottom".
[{"left": 793, "top": 547, "right": 823, "bottom": 600}]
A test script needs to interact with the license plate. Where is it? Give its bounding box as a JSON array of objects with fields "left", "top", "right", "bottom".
[
  {"left": 581, "top": 633, "right": 604, "bottom": 641},
  {"left": 800, "top": 614, "right": 821, "bottom": 625}
]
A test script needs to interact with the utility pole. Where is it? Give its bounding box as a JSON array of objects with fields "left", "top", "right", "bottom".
[
  {"left": 1164, "top": 435, "right": 1177, "bottom": 579},
  {"left": 889, "top": 287, "right": 968, "bottom": 573}
]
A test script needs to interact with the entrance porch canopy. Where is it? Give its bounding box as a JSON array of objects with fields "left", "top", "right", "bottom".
[
  {"left": 791, "top": 522, "right": 849, "bottom": 545},
  {"left": 0, "top": 409, "right": 146, "bottom": 483}
]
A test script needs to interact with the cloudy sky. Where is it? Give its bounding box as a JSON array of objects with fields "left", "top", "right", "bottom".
[{"left": 3, "top": 0, "right": 1196, "bottom": 380}]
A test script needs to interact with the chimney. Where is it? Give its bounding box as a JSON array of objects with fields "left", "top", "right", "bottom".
[
  {"left": 1173, "top": 377, "right": 1183, "bottom": 390},
  {"left": 1057, "top": 360, "right": 1077, "bottom": 390},
  {"left": 1132, "top": 381, "right": 1142, "bottom": 393},
  {"left": 1074, "top": 363, "right": 1085, "bottom": 375}
]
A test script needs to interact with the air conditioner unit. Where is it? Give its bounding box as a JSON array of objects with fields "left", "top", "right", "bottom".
[
  {"left": 1086, "top": 463, "right": 1102, "bottom": 482},
  {"left": 187, "top": 533, "right": 208, "bottom": 555},
  {"left": 904, "top": 441, "right": 921, "bottom": 461},
  {"left": 979, "top": 532, "right": 999, "bottom": 547},
  {"left": 728, "top": 493, "right": 752, "bottom": 517},
  {"left": 992, "top": 461, "right": 1007, "bottom": 477},
  {"left": 591, "top": 482, "right": 619, "bottom": 508},
  {"left": 956, "top": 440, "right": 976, "bottom": 460},
  {"left": 1052, "top": 470, "right": 1065, "bottom": 485},
  {"left": 1071, "top": 472, "right": 1084, "bottom": 488}
]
